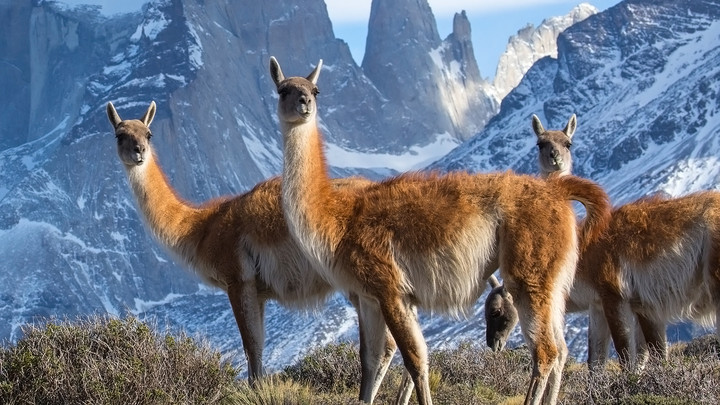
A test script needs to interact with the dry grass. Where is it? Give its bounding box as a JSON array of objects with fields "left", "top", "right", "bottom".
[
  {"left": 0, "top": 316, "right": 238, "bottom": 404},
  {"left": 277, "top": 337, "right": 720, "bottom": 404},
  {"left": 1, "top": 317, "right": 718, "bottom": 404}
]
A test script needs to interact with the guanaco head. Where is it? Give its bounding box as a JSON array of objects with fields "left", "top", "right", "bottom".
[
  {"left": 269, "top": 56, "right": 322, "bottom": 126},
  {"left": 532, "top": 114, "right": 576, "bottom": 178},
  {"left": 107, "top": 101, "right": 156, "bottom": 168},
  {"left": 484, "top": 275, "right": 519, "bottom": 351}
]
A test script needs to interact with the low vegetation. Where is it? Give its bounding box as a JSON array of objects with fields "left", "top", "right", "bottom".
[
  {"left": 0, "top": 316, "right": 238, "bottom": 404},
  {"left": 1, "top": 316, "right": 718, "bottom": 404}
]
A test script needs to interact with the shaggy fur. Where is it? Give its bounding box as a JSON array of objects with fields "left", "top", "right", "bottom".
[
  {"left": 583, "top": 192, "right": 720, "bottom": 365},
  {"left": 106, "top": 101, "right": 409, "bottom": 402},
  {"left": 486, "top": 114, "right": 720, "bottom": 371},
  {"left": 270, "top": 57, "right": 611, "bottom": 405}
]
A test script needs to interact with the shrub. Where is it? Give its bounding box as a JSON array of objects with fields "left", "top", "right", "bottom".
[
  {"left": 430, "top": 340, "right": 530, "bottom": 397},
  {"left": 2, "top": 317, "right": 718, "bottom": 405},
  {"left": 281, "top": 341, "right": 361, "bottom": 394},
  {"left": 0, "top": 316, "right": 239, "bottom": 404},
  {"left": 561, "top": 337, "right": 720, "bottom": 404},
  {"left": 230, "top": 376, "right": 316, "bottom": 405}
]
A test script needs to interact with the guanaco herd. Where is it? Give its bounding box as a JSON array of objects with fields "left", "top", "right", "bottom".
[{"left": 104, "top": 57, "right": 720, "bottom": 405}]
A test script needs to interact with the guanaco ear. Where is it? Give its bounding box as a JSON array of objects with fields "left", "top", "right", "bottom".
[
  {"left": 140, "top": 101, "right": 156, "bottom": 127},
  {"left": 488, "top": 274, "right": 501, "bottom": 289},
  {"left": 269, "top": 56, "right": 285, "bottom": 88},
  {"left": 306, "top": 59, "right": 322, "bottom": 85},
  {"left": 500, "top": 287, "right": 513, "bottom": 302},
  {"left": 107, "top": 102, "right": 122, "bottom": 129},
  {"left": 564, "top": 114, "right": 577, "bottom": 140},
  {"left": 531, "top": 114, "right": 545, "bottom": 137}
]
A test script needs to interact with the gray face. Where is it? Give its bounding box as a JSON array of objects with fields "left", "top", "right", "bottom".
[
  {"left": 531, "top": 114, "right": 576, "bottom": 177},
  {"left": 275, "top": 77, "right": 319, "bottom": 125},
  {"left": 269, "top": 57, "right": 323, "bottom": 126},
  {"left": 114, "top": 120, "right": 152, "bottom": 167},
  {"left": 107, "top": 101, "right": 156, "bottom": 168},
  {"left": 484, "top": 285, "right": 519, "bottom": 351},
  {"left": 537, "top": 131, "right": 573, "bottom": 175}
]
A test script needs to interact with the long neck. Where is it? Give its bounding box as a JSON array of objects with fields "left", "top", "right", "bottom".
[
  {"left": 124, "top": 150, "right": 206, "bottom": 256},
  {"left": 542, "top": 166, "right": 571, "bottom": 179},
  {"left": 281, "top": 120, "right": 343, "bottom": 262}
]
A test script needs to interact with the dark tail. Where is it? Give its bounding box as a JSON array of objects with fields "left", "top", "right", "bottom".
[{"left": 549, "top": 175, "right": 611, "bottom": 252}]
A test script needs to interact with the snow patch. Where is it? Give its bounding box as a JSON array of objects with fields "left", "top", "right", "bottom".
[
  {"left": 131, "top": 12, "right": 169, "bottom": 42},
  {"left": 186, "top": 22, "right": 204, "bottom": 69},
  {"left": 110, "top": 231, "right": 128, "bottom": 243},
  {"left": 660, "top": 157, "right": 720, "bottom": 196},
  {"left": 103, "top": 60, "right": 132, "bottom": 76},
  {"left": 132, "top": 292, "right": 187, "bottom": 314},
  {"left": 428, "top": 43, "right": 448, "bottom": 70},
  {"left": 237, "top": 116, "right": 282, "bottom": 178},
  {"left": 325, "top": 133, "right": 459, "bottom": 172}
]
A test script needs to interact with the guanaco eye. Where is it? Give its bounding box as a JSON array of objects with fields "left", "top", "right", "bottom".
[
  {"left": 146, "top": 131, "right": 152, "bottom": 140},
  {"left": 312, "top": 87, "right": 319, "bottom": 96},
  {"left": 565, "top": 141, "right": 572, "bottom": 148},
  {"left": 278, "top": 88, "right": 289, "bottom": 97}
]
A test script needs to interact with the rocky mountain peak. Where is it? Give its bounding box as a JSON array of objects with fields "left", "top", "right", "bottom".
[
  {"left": 492, "top": 2, "right": 598, "bottom": 100},
  {"left": 444, "top": 10, "right": 481, "bottom": 83},
  {"left": 452, "top": 10, "right": 471, "bottom": 41},
  {"left": 361, "top": 0, "right": 496, "bottom": 143},
  {"left": 362, "top": 0, "right": 441, "bottom": 102}
]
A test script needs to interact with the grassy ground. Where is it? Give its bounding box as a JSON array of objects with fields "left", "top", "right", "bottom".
[{"left": 1, "top": 316, "right": 718, "bottom": 404}]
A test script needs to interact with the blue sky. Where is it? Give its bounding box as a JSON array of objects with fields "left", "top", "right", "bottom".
[{"left": 62, "top": 0, "right": 622, "bottom": 80}]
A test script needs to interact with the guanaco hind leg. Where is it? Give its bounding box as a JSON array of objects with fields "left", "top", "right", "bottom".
[
  {"left": 603, "top": 294, "right": 639, "bottom": 367},
  {"left": 355, "top": 295, "right": 413, "bottom": 404},
  {"left": 377, "top": 295, "right": 431, "bottom": 405},
  {"left": 636, "top": 314, "right": 666, "bottom": 365}
]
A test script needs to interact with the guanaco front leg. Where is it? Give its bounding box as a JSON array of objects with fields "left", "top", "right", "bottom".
[{"left": 227, "top": 278, "right": 265, "bottom": 384}]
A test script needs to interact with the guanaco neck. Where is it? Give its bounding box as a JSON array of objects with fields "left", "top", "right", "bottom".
[
  {"left": 541, "top": 167, "right": 570, "bottom": 179},
  {"left": 124, "top": 150, "right": 208, "bottom": 256},
  {"left": 280, "top": 119, "right": 345, "bottom": 260}
]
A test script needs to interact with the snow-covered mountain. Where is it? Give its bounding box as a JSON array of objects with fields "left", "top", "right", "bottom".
[
  {"left": 492, "top": 3, "right": 598, "bottom": 100},
  {"left": 2, "top": 0, "right": 717, "bottom": 378}
]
